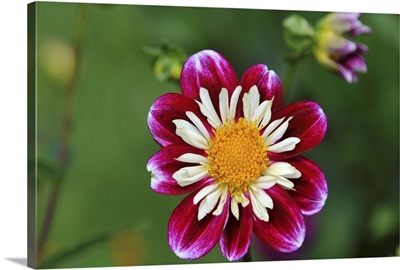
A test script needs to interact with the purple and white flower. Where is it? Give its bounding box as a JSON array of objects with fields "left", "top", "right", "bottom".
[{"left": 147, "top": 50, "right": 328, "bottom": 261}]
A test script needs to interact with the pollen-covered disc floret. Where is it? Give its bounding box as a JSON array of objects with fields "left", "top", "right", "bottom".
[
  {"left": 207, "top": 118, "right": 268, "bottom": 194},
  {"left": 171, "top": 85, "right": 302, "bottom": 222}
]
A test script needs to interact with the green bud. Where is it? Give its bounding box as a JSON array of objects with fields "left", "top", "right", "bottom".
[
  {"left": 143, "top": 41, "right": 187, "bottom": 82},
  {"left": 282, "top": 14, "right": 315, "bottom": 59},
  {"left": 153, "top": 54, "right": 183, "bottom": 82}
]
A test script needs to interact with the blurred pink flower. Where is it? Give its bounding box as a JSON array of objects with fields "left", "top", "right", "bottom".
[{"left": 314, "top": 13, "right": 371, "bottom": 83}]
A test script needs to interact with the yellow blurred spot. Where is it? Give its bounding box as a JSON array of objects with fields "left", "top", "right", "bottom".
[
  {"left": 39, "top": 38, "right": 76, "bottom": 83},
  {"left": 153, "top": 55, "right": 182, "bottom": 82},
  {"left": 110, "top": 230, "right": 147, "bottom": 266},
  {"left": 38, "top": 240, "right": 59, "bottom": 264}
]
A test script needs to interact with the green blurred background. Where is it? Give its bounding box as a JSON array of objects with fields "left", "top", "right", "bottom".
[{"left": 32, "top": 2, "right": 399, "bottom": 268}]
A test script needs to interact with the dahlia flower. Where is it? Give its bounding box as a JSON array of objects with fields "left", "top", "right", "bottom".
[
  {"left": 147, "top": 50, "right": 328, "bottom": 261},
  {"left": 313, "top": 12, "right": 371, "bottom": 83}
]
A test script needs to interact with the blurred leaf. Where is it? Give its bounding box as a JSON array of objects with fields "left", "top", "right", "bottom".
[
  {"left": 141, "top": 45, "right": 162, "bottom": 56},
  {"left": 368, "top": 203, "right": 398, "bottom": 242}
]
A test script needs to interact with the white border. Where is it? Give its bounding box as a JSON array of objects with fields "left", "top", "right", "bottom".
[{"left": 0, "top": 1, "right": 399, "bottom": 270}]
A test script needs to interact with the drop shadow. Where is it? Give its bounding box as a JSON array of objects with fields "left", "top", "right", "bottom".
[{"left": 6, "top": 258, "right": 27, "bottom": 267}]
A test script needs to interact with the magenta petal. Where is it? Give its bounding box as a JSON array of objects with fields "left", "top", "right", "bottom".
[
  {"left": 268, "top": 101, "right": 328, "bottom": 160},
  {"left": 338, "top": 65, "right": 357, "bottom": 83},
  {"left": 148, "top": 92, "right": 212, "bottom": 147},
  {"left": 253, "top": 186, "right": 305, "bottom": 252},
  {"left": 355, "top": 43, "right": 368, "bottom": 54},
  {"left": 343, "top": 55, "right": 367, "bottom": 73},
  {"left": 331, "top": 12, "right": 360, "bottom": 24},
  {"left": 328, "top": 39, "right": 357, "bottom": 56},
  {"left": 180, "top": 50, "right": 239, "bottom": 105},
  {"left": 219, "top": 201, "right": 253, "bottom": 261},
  {"left": 348, "top": 16, "right": 372, "bottom": 36},
  {"left": 240, "top": 64, "right": 284, "bottom": 113},
  {"left": 168, "top": 190, "right": 229, "bottom": 260},
  {"left": 349, "top": 23, "right": 371, "bottom": 36},
  {"left": 287, "top": 156, "right": 328, "bottom": 215},
  {"left": 147, "top": 144, "right": 208, "bottom": 195}
]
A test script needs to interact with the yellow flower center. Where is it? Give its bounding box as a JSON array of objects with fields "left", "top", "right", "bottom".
[{"left": 206, "top": 118, "right": 268, "bottom": 195}]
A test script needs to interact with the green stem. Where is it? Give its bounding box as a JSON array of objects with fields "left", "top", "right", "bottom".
[
  {"left": 37, "top": 4, "right": 87, "bottom": 266},
  {"left": 283, "top": 60, "right": 299, "bottom": 99}
]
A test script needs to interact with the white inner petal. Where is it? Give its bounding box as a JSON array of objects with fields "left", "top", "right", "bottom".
[
  {"left": 255, "top": 175, "right": 278, "bottom": 189},
  {"left": 262, "top": 117, "right": 285, "bottom": 140},
  {"left": 213, "top": 186, "right": 228, "bottom": 216},
  {"left": 251, "top": 100, "right": 270, "bottom": 127},
  {"left": 268, "top": 137, "right": 300, "bottom": 153},
  {"left": 230, "top": 197, "right": 239, "bottom": 220},
  {"left": 248, "top": 86, "right": 260, "bottom": 119},
  {"left": 236, "top": 192, "right": 250, "bottom": 207},
  {"left": 175, "top": 153, "right": 209, "bottom": 165},
  {"left": 259, "top": 97, "right": 273, "bottom": 128},
  {"left": 262, "top": 162, "right": 301, "bottom": 190},
  {"left": 243, "top": 85, "right": 261, "bottom": 122},
  {"left": 219, "top": 88, "right": 229, "bottom": 124},
  {"left": 249, "top": 188, "right": 270, "bottom": 222},
  {"left": 265, "top": 162, "right": 297, "bottom": 176},
  {"left": 283, "top": 168, "right": 302, "bottom": 179},
  {"left": 186, "top": 111, "right": 210, "bottom": 140},
  {"left": 197, "top": 87, "right": 222, "bottom": 128},
  {"left": 229, "top": 86, "right": 242, "bottom": 119},
  {"left": 196, "top": 101, "right": 219, "bottom": 129},
  {"left": 230, "top": 193, "right": 250, "bottom": 220},
  {"left": 197, "top": 185, "right": 224, "bottom": 220},
  {"left": 276, "top": 176, "right": 295, "bottom": 190},
  {"left": 265, "top": 116, "right": 292, "bottom": 146},
  {"left": 242, "top": 92, "right": 250, "bottom": 121},
  {"left": 173, "top": 165, "right": 208, "bottom": 186},
  {"left": 193, "top": 183, "right": 219, "bottom": 205},
  {"left": 173, "top": 119, "right": 208, "bottom": 149},
  {"left": 253, "top": 186, "right": 274, "bottom": 209}
]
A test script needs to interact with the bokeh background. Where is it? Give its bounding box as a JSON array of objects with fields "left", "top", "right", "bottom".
[{"left": 31, "top": 2, "right": 399, "bottom": 268}]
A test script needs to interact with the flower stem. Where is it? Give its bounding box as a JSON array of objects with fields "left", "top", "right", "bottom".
[
  {"left": 283, "top": 60, "right": 299, "bottom": 99},
  {"left": 37, "top": 4, "right": 87, "bottom": 266}
]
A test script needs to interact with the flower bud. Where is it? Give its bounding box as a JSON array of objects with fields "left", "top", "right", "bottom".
[
  {"left": 143, "top": 41, "right": 187, "bottom": 82},
  {"left": 282, "top": 14, "right": 315, "bottom": 58},
  {"left": 313, "top": 13, "right": 371, "bottom": 83}
]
